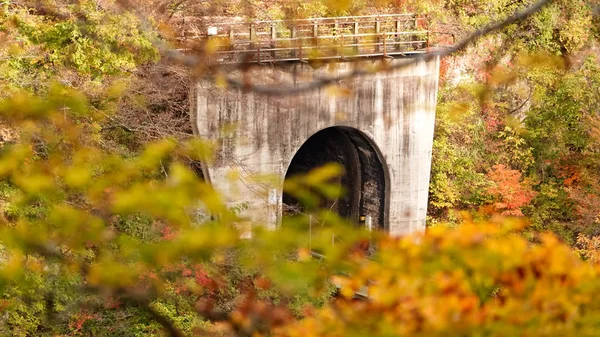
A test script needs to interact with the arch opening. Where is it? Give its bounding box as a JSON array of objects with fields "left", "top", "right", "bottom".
[{"left": 282, "top": 126, "right": 389, "bottom": 229}]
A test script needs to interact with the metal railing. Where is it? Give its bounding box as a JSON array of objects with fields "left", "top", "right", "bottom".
[{"left": 195, "top": 14, "right": 453, "bottom": 64}]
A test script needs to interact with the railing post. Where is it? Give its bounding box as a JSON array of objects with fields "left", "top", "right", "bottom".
[
  {"left": 249, "top": 24, "right": 256, "bottom": 47},
  {"left": 395, "top": 18, "right": 401, "bottom": 51},
  {"left": 334, "top": 21, "right": 339, "bottom": 58},
  {"left": 313, "top": 21, "right": 319, "bottom": 57},
  {"left": 291, "top": 25, "right": 297, "bottom": 59},
  {"left": 353, "top": 21, "right": 359, "bottom": 54},
  {"left": 375, "top": 17, "right": 381, "bottom": 53},
  {"left": 249, "top": 24, "right": 256, "bottom": 61},
  {"left": 270, "top": 25, "right": 276, "bottom": 60}
]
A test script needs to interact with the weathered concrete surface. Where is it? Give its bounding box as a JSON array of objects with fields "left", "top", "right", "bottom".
[{"left": 193, "top": 56, "right": 439, "bottom": 236}]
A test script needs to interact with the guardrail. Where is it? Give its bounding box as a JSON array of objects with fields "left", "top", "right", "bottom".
[{"left": 194, "top": 14, "right": 454, "bottom": 64}]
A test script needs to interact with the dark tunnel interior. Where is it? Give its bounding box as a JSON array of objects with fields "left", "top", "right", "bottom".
[{"left": 282, "top": 127, "right": 388, "bottom": 229}]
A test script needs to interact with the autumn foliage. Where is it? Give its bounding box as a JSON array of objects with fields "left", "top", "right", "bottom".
[
  {"left": 282, "top": 220, "right": 600, "bottom": 337},
  {"left": 2, "top": 0, "right": 600, "bottom": 336},
  {"left": 486, "top": 164, "right": 537, "bottom": 216}
]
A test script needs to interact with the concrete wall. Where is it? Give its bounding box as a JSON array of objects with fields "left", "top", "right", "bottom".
[{"left": 193, "top": 56, "right": 440, "bottom": 236}]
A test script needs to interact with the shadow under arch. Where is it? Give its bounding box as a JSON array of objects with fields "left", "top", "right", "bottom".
[{"left": 282, "top": 126, "right": 390, "bottom": 230}]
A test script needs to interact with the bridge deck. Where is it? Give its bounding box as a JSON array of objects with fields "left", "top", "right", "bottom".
[{"left": 197, "top": 14, "right": 452, "bottom": 64}]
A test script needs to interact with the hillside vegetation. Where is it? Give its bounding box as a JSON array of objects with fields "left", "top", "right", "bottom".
[{"left": 1, "top": 0, "right": 600, "bottom": 336}]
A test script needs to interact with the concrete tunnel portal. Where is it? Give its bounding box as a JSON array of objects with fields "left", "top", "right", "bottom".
[
  {"left": 194, "top": 56, "right": 440, "bottom": 235},
  {"left": 282, "top": 126, "right": 389, "bottom": 229}
]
